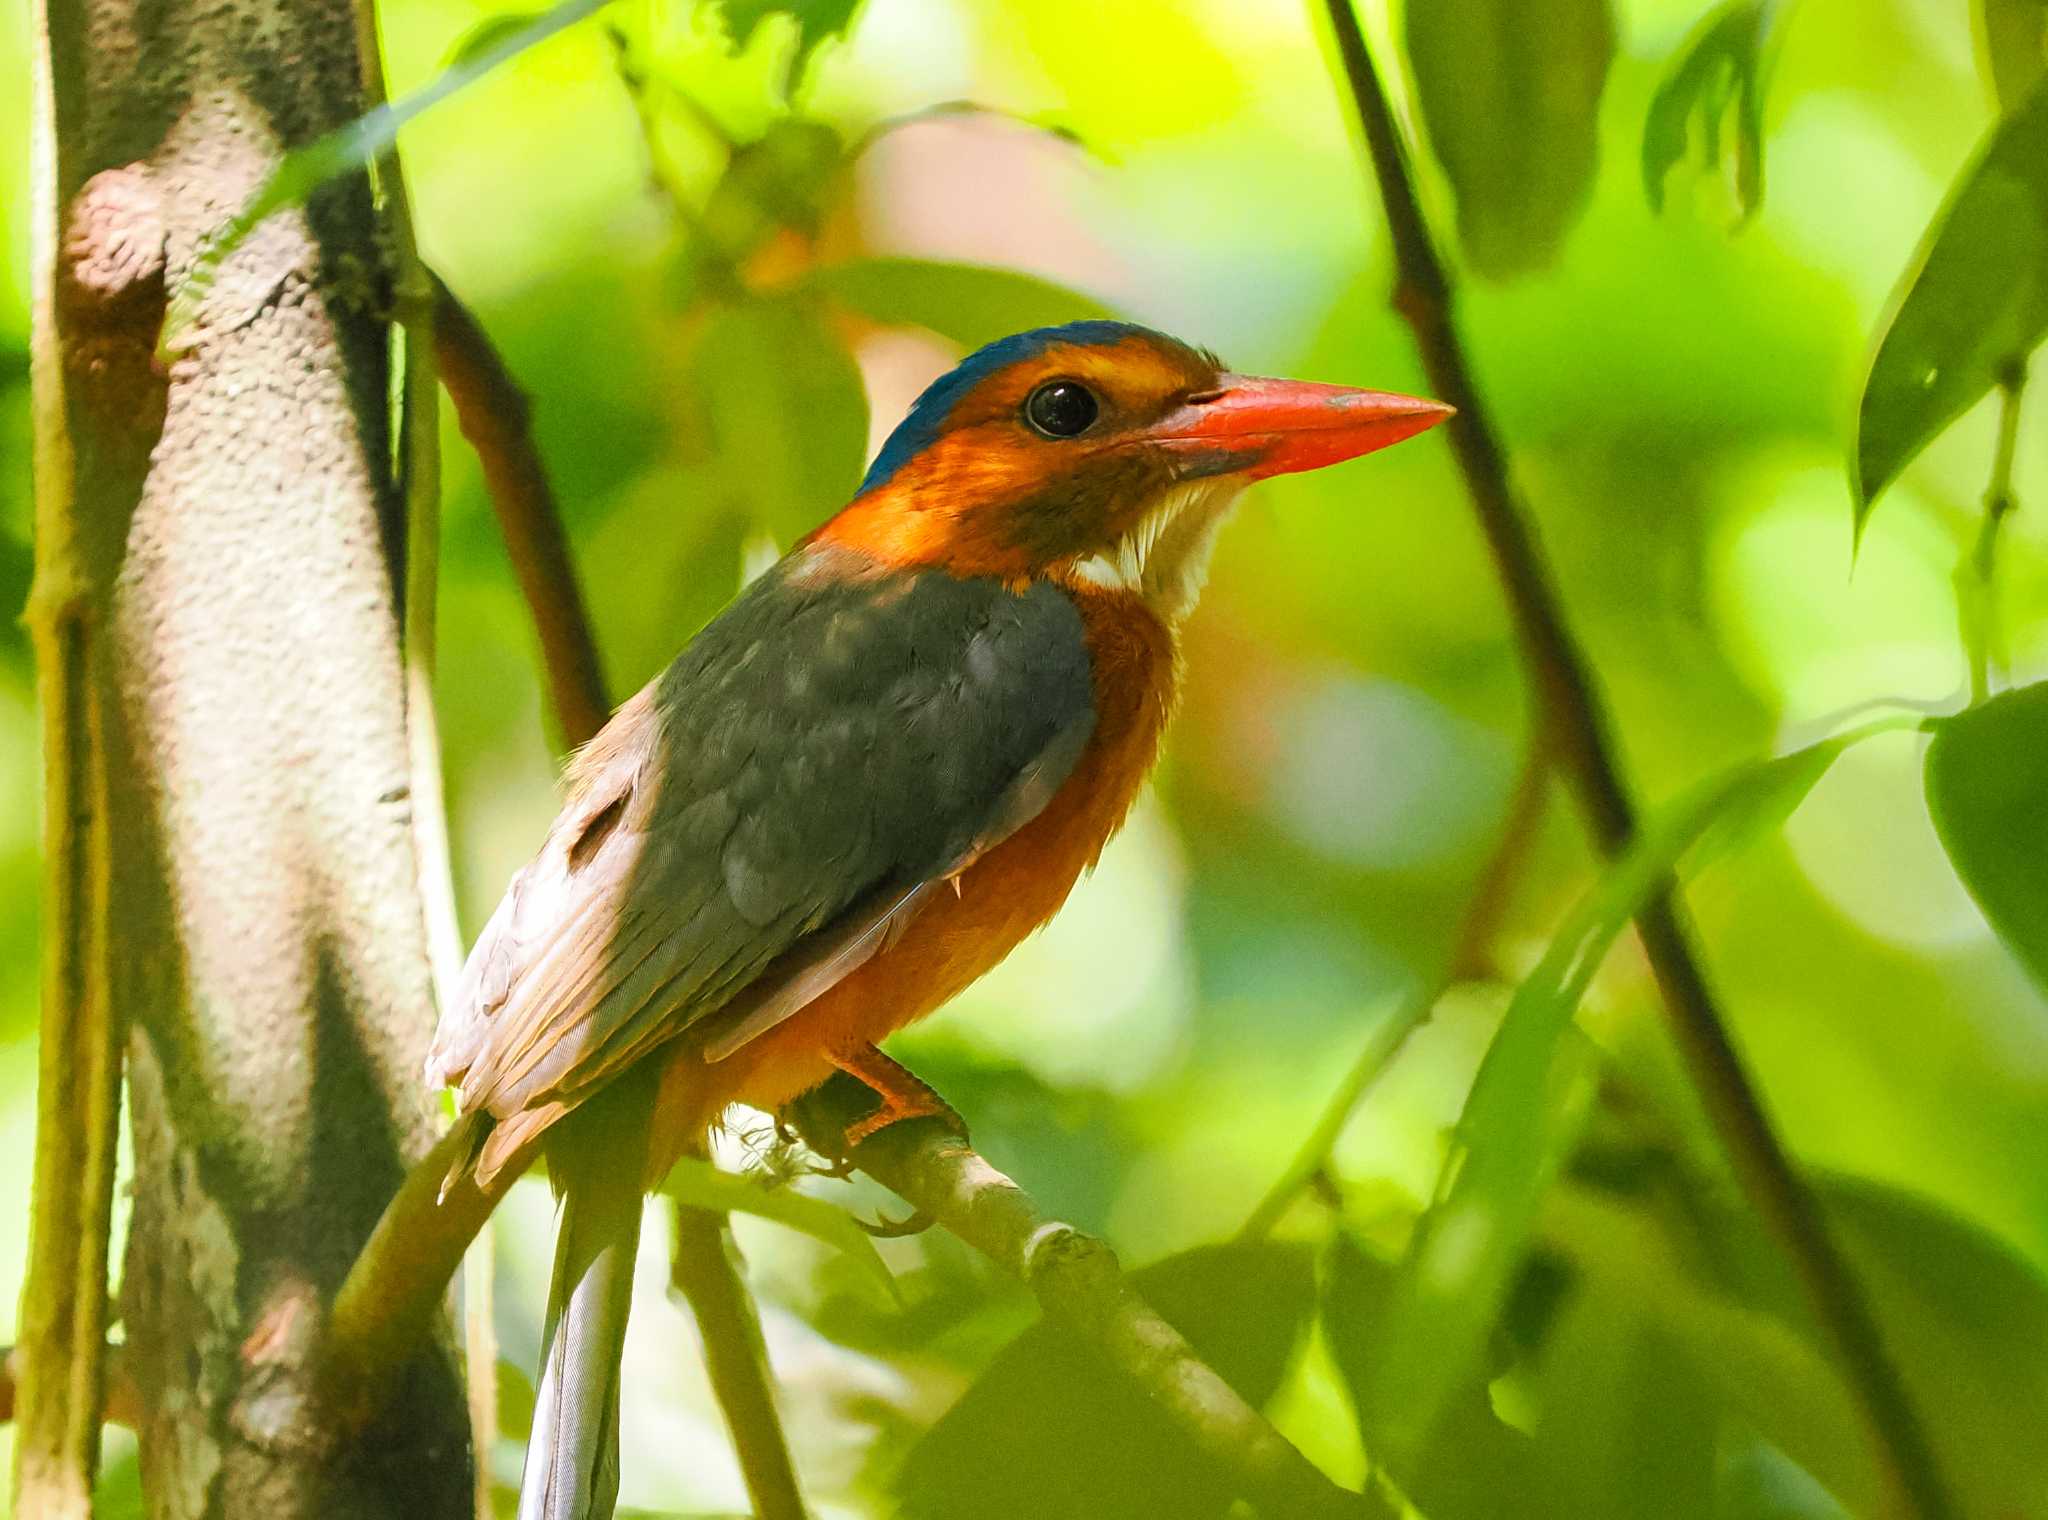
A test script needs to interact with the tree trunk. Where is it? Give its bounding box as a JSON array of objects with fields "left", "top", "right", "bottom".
[{"left": 22, "top": 0, "right": 472, "bottom": 1510}]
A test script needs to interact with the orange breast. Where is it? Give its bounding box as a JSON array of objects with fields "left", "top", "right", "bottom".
[{"left": 650, "top": 581, "right": 1177, "bottom": 1161}]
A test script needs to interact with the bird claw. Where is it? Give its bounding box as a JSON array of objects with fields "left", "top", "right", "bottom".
[{"left": 858, "top": 1205, "right": 934, "bottom": 1239}]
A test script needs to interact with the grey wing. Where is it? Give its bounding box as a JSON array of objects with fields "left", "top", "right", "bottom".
[{"left": 425, "top": 544, "right": 1096, "bottom": 1127}]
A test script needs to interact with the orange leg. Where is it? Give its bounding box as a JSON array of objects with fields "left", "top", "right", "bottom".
[{"left": 828, "top": 1043, "right": 966, "bottom": 1149}]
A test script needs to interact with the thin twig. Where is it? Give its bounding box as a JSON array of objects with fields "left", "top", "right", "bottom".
[
  {"left": 791, "top": 1077, "right": 1389, "bottom": 1520},
  {"left": 430, "top": 273, "right": 809, "bottom": 1518},
  {"left": 1241, "top": 744, "right": 1549, "bottom": 1241},
  {"left": 1957, "top": 359, "right": 2027, "bottom": 705},
  {"left": 670, "top": 1207, "right": 808, "bottom": 1520},
  {"left": 1318, "top": 5, "right": 1952, "bottom": 1518},
  {"left": 429, "top": 274, "right": 610, "bottom": 749}
]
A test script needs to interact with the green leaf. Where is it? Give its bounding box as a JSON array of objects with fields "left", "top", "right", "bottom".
[
  {"left": 1642, "top": 0, "right": 1785, "bottom": 225},
  {"left": 658, "top": 1154, "right": 895, "bottom": 1297},
  {"left": 707, "top": 0, "right": 861, "bottom": 96},
  {"left": 684, "top": 295, "right": 868, "bottom": 544},
  {"left": 159, "top": 0, "right": 611, "bottom": 359},
  {"left": 1323, "top": 1233, "right": 1540, "bottom": 1520},
  {"left": 1824, "top": 1178, "right": 2048, "bottom": 1518},
  {"left": 1404, "top": 0, "right": 1616, "bottom": 281},
  {"left": 1528, "top": 1285, "right": 1718, "bottom": 1520},
  {"left": 1356, "top": 718, "right": 1911, "bottom": 1468},
  {"left": 1853, "top": 76, "right": 2048, "bottom": 524},
  {"left": 1925, "top": 680, "right": 2048, "bottom": 991},
  {"left": 895, "top": 1242, "right": 1317, "bottom": 1520},
  {"left": 1545, "top": 1175, "right": 2048, "bottom": 1519},
  {"left": 810, "top": 258, "right": 1116, "bottom": 352},
  {"left": 1977, "top": 0, "right": 2048, "bottom": 110},
  {"left": 1537, "top": 1185, "right": 1879, "bottom": 1516}
]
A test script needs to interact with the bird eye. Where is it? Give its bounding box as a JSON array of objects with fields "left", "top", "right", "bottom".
[{"left": 1024, "top": 380, "right": 1099, "bottom": 439}]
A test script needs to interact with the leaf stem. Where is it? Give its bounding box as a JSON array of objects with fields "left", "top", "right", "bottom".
[
  {"left": 1318, "top": 5, "right": 1953, "bottom": 1517},
  {"left": 1957, "top": 360, "right": 2026, "bottom": 705}
]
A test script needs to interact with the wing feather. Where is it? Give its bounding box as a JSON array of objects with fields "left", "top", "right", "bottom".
[{"left": 426, "top": 544, "right": 1097, "bottom": 1142}]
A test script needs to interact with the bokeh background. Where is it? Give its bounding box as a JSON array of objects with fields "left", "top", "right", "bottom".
[{"left": 3, "top": 0, "right": 2046, "bottom": 1514}]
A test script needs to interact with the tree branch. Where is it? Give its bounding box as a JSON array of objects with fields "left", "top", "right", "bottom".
[
  {"left": 670, "top": 1207, "right": 808, "bottom": 1520},
  {"left": 430, "top": 273, "right": 610, "bottom": 750},
  {"left": 792, "top": 1076, "right": 1388, "bottom": 1520},
  {"left": 16, "top": 14, "right": 155, "bottom": 1512},
  {"left": 1317, "top": 6, "right": 1952, "bottom": 1519},
  {"left": 1, "top": 1345, "right": 141, "bottom": 1431},
  {"left": 428, "top": 274, "right": 809, "bottom": 1518},
  {"left": 319, "top": 1119, "right": 522, "bottom": 1424}
]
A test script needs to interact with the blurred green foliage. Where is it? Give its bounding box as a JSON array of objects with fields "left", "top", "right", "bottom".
[{"left": 6, "top": 0, "right": 2048, "bottom": 1516}]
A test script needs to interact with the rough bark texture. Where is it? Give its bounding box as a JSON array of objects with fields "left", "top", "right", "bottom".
[{"left": 27, "top": 0, "right": 472, "bottom": 1511}]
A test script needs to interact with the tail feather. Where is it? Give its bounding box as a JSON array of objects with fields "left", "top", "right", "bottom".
[{"left": 518, "top": 1077, "right": 656, "bottom": 1520}]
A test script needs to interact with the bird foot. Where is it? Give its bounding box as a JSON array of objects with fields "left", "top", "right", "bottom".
[
  {"left": 857, "top": 1205, "right": 935, "bottom": 1239},
  {"left": 783, "top": 1046, "right": 969, "bottom": 1165}
]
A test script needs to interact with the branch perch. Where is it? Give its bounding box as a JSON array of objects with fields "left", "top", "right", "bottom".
[
  {"left": 1318, "top": 5, "right": 1951, "bottom": 1518},
  {"left": 792, "top": 1075, "right": 1386, "bottom": 1520}
]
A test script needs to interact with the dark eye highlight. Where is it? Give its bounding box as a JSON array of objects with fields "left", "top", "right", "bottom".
[{"left": 1024, "top": 380, "right": 1099, "bottom": 438}]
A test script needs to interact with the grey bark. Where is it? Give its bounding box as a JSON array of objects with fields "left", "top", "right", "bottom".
[{"left": 34, "top": 0, "right": 472, "bottom": 1510}]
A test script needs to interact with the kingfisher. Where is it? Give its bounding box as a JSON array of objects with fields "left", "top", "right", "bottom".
[{"left": 425, "top": 320, "right": 1449, "bottom": 1519}]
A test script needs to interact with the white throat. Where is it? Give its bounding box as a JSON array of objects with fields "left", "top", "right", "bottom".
[{"left": 1067, "top": 479, "right": 1246, "bottom": 622}]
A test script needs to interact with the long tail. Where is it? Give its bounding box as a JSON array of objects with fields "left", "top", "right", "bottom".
[{"left": 518, "top": 1076, "right": 656, "bottom": 1520}]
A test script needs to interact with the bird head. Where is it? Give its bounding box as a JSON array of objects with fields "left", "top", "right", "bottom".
[{"left": 811, "top": 320, "right": 1452, "bottom": 619}]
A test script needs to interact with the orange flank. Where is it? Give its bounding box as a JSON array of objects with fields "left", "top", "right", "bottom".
[{"left": 646, "top": 582, "right": 1176, "bottom": 1175}]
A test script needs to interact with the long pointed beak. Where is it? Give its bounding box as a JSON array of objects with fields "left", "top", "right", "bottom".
[{"left": 1142, "top": 375, "right": 1454, "bottom": 481}]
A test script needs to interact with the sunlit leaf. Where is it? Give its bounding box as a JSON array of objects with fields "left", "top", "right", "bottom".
[
  {"left": 1924, "top": 680, "right": 2048, "bottom": 991},
  {"left": 895, "top": 1242, "right": 1316, "bottom": 1519},
  {"left": 1323, "top": 1233, "right": 1539, "bottom": 1520},
  {"left": 1977, "top": 0, "right": 2048, "bottom": 109},
  {"left": 1404, "top": 0, "right": 1615, "bottom": 281},
  {"left": 1355, "top": 718, "right": 1914, "bottom": 1467},
  {"left": 1853, "top": 76, "right": 2048, "bottom": 524},
  {"left": 810, "top": 258, "right": 1116, "bottom": 352},
  {"left": 158, "top": 0, "right": 611, "bottom": 358},
  {"left": 1642, "top": 0, "right": 1785, "bottom": 225},
  {"left": 708, "top": 0, "right": 861, "bottom": 95},
  {"left": 684, "top": 295, "right": 868, "bottom": 544},
  {"left": 658, "top": 1154, "right": 894, "bottom": 1297}
]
